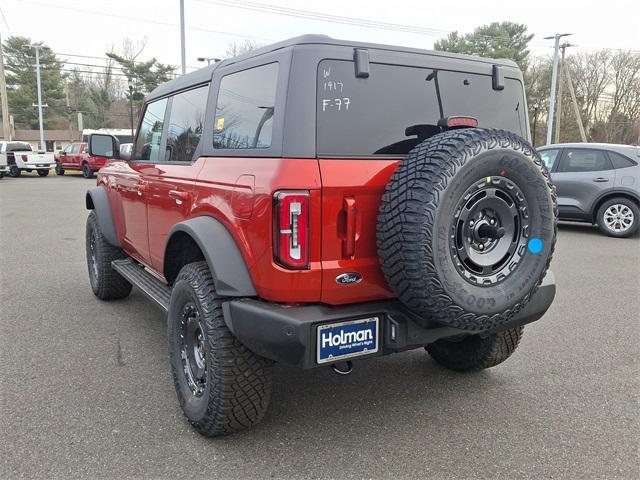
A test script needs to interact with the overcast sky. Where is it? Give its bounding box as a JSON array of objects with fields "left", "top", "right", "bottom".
[{"left": 1, "top": 0, "right": 639, "bottom": 71}]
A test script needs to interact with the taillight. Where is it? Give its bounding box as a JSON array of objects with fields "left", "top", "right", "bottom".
[
  {"left": 21, "top": 154, "right": 28, "bottom": 161},
  {"left": 274, "top": 191, "right": 310, "bottom": 270}
]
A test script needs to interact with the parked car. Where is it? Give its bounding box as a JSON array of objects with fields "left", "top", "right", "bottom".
[
  {"left": 538, "top": 143, "right": 639, "bottom": 237},
  {"left": 83, "top": 35, "right": 557, "bottom": 437},
  {"left": 55, "top": 142, "right": 108, "bottom": 178},
  {"left": 0, "top": 141, "right": 56, "bottom": 177},
  {"left": 56, "top": 142, "right": 107, "bottom": 178}
]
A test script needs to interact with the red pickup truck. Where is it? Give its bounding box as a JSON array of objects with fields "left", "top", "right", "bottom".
[{"left": 55, "top": 142, "right": 107, "bottom": 178}]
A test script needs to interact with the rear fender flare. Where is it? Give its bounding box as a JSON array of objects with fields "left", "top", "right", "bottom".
[
  {"left": 85, "top": 187, "right": 120, "bottom": 247},
  {"left": 165, "top": 217, "right": 257, "bottom": 297}
]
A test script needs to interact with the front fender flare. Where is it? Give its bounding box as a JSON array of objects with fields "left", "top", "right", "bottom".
[
  {"left": 86, "top": 187, "right": 120, "bottom": 247},
  {"left": 166, "top": 217, "right": 257, "bottom": 297}
]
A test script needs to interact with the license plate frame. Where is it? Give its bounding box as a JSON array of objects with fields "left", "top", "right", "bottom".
[{"left": 316, "top": 317, "right": 379, "bottom": 364}]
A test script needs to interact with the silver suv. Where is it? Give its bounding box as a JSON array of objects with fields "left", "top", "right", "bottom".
[{"left": 538, "top": 143, "right": 639, "bottom": 237}]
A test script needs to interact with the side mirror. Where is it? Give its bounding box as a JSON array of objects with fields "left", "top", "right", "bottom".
[
  {"left": 88, "top": 134, "right": 120, "bottom": 159},
  {"left": 119, "top": 143, "right": 132, "bottom": 161}
]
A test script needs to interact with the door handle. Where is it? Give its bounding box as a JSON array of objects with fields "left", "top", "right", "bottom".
[
  {"left": 343, "top": 196, "right": 357, "bottom": 258},
  {"left": 169, "top": 190, "right": 192, "bottom": 202},
  {"left": 593, "top": 177, "right": 609, "bottom": 182}
]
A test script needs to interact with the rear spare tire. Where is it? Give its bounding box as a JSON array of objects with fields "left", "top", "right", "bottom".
[{"left": 377, "top": 128, "right": 557, "bottom": 331}]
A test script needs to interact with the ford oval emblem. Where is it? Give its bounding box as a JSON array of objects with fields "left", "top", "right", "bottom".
[{"left": 335, "top": 272, "right": 362, "bottom": 285}]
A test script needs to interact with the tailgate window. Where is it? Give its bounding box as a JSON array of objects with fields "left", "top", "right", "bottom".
[
  {"left": 317, "top": 60, "right": 440, "bottom": 156},
  {"left": 437, "top": 71, "right": 526, "bottom": 136},
  {"left": 316, "top": 60, "right": 527, "bottom": 157}
]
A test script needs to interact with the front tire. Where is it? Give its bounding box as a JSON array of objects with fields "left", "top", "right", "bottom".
[
  {"left": 596, "top": 198, "right": 639, "bottom": 238},
  {"left": 82, "top": 164, "right": 94, "bottom": 179},
  {"left": 55, "top": 163, "right": 65, "bottom": 175},
  {"left": 37, "top": 169, "right": 49, "bottom": 177},
  {"left": 168, "top": 261, "right": 273, "bottom": 437},
  {"left": 8, "top": 165, "right": 20, "bottom": 177},
  {"left": 86, "top": 211, "right": 132, "bottom": 300},
  {"left": 426, "top": 327, "right": 524, "bottom": 371}
]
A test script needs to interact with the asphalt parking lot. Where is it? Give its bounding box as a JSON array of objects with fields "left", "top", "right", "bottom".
[{"left": 1, "top": 173, "right": 639, "bottom": 480}]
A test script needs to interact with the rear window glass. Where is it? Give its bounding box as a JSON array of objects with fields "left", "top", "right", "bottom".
[
  {"left": 213, "top": 63, "right": 278, "bottom": 149},
  {"left": 7, "top": 142, "right": 32, "bottom": 152},
  {"left": 316, "top": 60, "right": 526, "bottom": 157},
  {"left": 609, "top": 151, "right": 637, "bottom": 169}
]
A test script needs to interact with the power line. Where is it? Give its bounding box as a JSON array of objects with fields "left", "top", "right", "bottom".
[
  {"left": 19, "top": 0, "right": 272, "bottom": 42},
  {"left": 197, "top": 0, "right": 449, "bottom": 37}
]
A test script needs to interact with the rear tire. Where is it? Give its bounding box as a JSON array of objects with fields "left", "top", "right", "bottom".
[
  {"left": 55, "top": 163, "right": 65, "bottom": 175},
  {"left": 82, "top": 164, "right": 94, "bottom": 179},
  {"left": 37, "top": 169, "right": 49, "bottom": 177},
  {"left": 86, "top": 211, "right": 132, "bottom": 300},
  {"left": 8, "top": 165, "right": 20, "bottom": 177},
  {"left": 168, "top": 261, "right": 273, "bottom": 437},
  {"left": 596, "top": 197, "right": 639, "bottom": 238},
  {"left": 426, "top": 326, "right": 524, "bottom": 371}
]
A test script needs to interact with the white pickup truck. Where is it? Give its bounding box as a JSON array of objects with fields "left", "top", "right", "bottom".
[{"left": 0, "top": 141, "right": 56, "bottom": 177}]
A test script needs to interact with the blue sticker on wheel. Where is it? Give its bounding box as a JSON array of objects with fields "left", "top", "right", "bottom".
[{"left": 528, "top": 237, "right": 543, "bottom": 254}]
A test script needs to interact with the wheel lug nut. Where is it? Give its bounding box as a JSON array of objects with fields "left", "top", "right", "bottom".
[
  {"left": 479, "top": 244, "right": 484, "bottom": 250},
  {"left": 490, "top": 218, "right": 495, "bottom": 225}
]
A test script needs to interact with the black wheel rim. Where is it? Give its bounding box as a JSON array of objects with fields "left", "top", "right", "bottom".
[
  {"left": 450, "top": 176, "right": 530, "bottom": 286},
  {"left": 180, "top": 303, "right": 207, "bottom": 397},
  {"left": 89, "top": 227, "right": 99, "bottom": 281},
  {"left": 83, "top": 166, "right": 89, "bottom": 177}
]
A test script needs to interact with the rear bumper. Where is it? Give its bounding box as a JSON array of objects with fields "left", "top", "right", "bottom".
[
  {"left": 223, "top": 271, "right": 556, "bottom": 369},
  {"left": 18, "top": 162, "right": 55, "bottom": 169}
]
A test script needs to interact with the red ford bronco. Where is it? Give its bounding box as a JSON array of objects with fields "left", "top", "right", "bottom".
[{"left": 85, "top": 35, "right": 557, "bottom": 437}]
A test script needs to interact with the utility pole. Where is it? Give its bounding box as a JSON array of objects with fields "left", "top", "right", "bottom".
[
  {"left": 544, "top": 33, "right": 571, "bottom": 145},
  {"left": 563, "top": 63, "right": 587, "bottom": 142},
  {"left": 0, "top": 33, "right": 11, "bottom": 140},
  {"left": 554, "top": 43, "right": 571, "bottom": 144},
  {"left": 24, "top": 44, "right": 46, "bottom": 151},
  {"left": 179, "top": 0, "right": 186, "bottom": 75}
]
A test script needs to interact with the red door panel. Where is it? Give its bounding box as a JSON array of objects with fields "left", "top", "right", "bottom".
[
  {"left": 111, "top": 162, "right": 150, "bottom": 263},
  {"left": 145, "top": 161, "right": 204, "bottom": 271}
]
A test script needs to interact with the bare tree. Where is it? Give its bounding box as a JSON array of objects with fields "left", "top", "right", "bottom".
[{"left": 225, "top": 40, "right": 261, "bottom": 58}]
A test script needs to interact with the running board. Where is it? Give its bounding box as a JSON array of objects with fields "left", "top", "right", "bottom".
[{"left": 111, "top": 258, "right": 171, "bottom": 312}]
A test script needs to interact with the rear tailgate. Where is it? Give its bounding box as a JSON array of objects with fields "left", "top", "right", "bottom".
[{"left": 319, "top": 159, "right": 398, "bottom": 304}]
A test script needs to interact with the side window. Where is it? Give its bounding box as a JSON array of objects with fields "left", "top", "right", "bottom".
[
  {"left": 213, "top": 63, "right": 278, "bottom": 149},
  {"left": 538, "top": 149, "right": 560, "bottom": 171},
  {"left": 608, "top": 151, "right": 637, "bottom": 169},
  {"left": 559, "top": 149, "right": 612, "bottom": 173},
  {"left": 134, "top": 98, "right": 169, "bottom": 161},
  {"left": 70, "top": 144, "right": 80, "bottom": 154},
  {"left": 164, "top": 85, "right": 208, "bottom": 162}
]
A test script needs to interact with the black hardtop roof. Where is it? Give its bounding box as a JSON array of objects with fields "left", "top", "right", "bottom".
[{"left": 147, "top": 34, "right": 519, "bottom": 101}]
